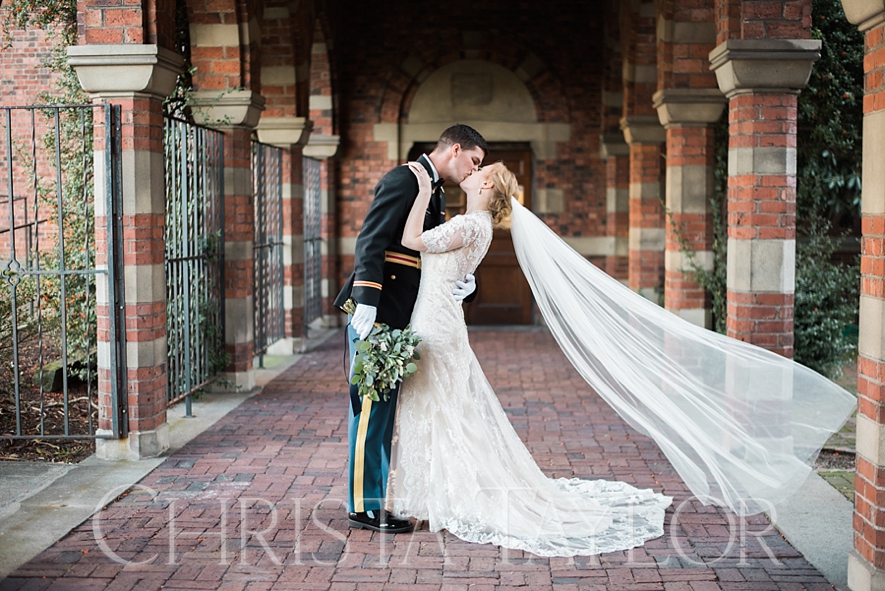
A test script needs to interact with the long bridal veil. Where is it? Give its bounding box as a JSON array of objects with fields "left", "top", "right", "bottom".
[{"left": 508, "top": 198, "right": 855, "bottom": 516}]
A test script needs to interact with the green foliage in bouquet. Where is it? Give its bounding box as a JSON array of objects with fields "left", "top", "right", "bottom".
[{"left": 343, "top": 299, "right": 421, "bottom": 403}]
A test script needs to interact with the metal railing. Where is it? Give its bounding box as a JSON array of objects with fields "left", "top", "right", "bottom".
[
  {"left": 163, "top": 117, "right": 225, "bottom": 413},
  {"left": 303, "top": 157, "right": 323, "bottom": 333},
  {"left": 0, "top": 103, "right": 125, "bottom": 440},
  {"left": 252, "top": 141, "right": 285, "bottom": 360}
]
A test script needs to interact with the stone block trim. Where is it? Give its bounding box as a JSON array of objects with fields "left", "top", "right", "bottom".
[
  {"left": 665, "top": 212, "right": 714, "bottom": 314},
  {"left": 78, "top": 87, "right": 172, "bottom": 450},
  {"left": 627, "top": 140, "right": 665, "bottom": 293},
  {"left": 283, "top": 148, "right": 306, "bottom": 338},
  {"left": 310, "top": 33, "right": 334, "bottom": 136},
  {"left": 721, "top": 87, "right": 799, "bottom": 355},
  {"left": 604, "top": 149, "right": 630, "bottom": 281},
  {"left": 660, "top": 115, "right": 716, "bottom": 328},
  {"left": 186, "top": 0, "right": 261, "bottom": 94},
  {"left": 218, "top": 125, "right": 257, "bottom": 374},
  {"left": 666, "top": 125, "right": 715, "bottom": 174}
]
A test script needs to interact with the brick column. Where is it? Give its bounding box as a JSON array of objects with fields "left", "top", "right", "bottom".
[
  {"left": 620, "top": 115, "right": 666, "bottom": 301},
  {"left": 654, "top": 89, "right": 726, "bottom": 328},
  {"left": 841, "top": 3, "right": 885, "bottom": 590},
  {"left": 600, "top": 134, "right": 630, "bottom": 283},
  {"left": 256, "top": 116, "right": 313, "bottom": 353},
  {"left": 709, "top": 40, "right": 820, "bottom": 356},
  {"left": 67, "top": 44, "right": 183, "bottom": 459},
  {"left": 192, "top": 91, "right": 266, "bottom": 391}
]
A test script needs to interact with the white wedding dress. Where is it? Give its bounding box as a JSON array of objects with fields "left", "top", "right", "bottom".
[{"left": 388, "top": 210, "right": 673, "bottom": 556}]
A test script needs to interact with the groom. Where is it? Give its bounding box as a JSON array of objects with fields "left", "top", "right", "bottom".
[{"left": 334, "top": 124, "right": 488, "bottom": 533}]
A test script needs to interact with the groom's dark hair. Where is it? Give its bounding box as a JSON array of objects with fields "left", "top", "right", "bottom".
[{"left": 436, "top": 124, "right": 489, "bottom": 159}]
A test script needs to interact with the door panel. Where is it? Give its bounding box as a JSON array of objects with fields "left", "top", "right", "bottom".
[
  {"left": 464, "top": 149, "right": 533, "bottom": 325},
  {"left": 406, "top": 144, "right": 535, "bottom": 325}
]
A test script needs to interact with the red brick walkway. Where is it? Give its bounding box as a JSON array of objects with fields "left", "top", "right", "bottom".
[{"left": 1, "top": 328, "right": 831, "bottom": 591}]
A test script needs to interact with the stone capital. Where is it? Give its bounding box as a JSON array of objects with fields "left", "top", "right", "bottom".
[
  {"left": 256, "top": 116, "right": 314, "bottom": 148},
  {"left": 67, "top": 44, "right": 184, "bottom": 100},
  {"left": 190, "top": 90, "right": 266, "bottom": 129},
  {"left": 708, "top": 39, "right": 822, "bottom": 98},
  {"left": 619, "top": 115, "right": 666, "bottom": 146},
  {"left": 599, "top": 133, "right": 629, "bottom": 159},
  {"left": 303, "top": 133, "right": 341, "bottom": 160},
  {"left": 653, "top": 88, "right": 727, "bottom": 128},
  {"left": 840, "top": 0, "right": 885, "bottom": 31}
]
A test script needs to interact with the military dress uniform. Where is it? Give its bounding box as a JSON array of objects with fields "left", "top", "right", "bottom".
[{"left": 333, "top": 154, "right": 447, "bottom": 515}]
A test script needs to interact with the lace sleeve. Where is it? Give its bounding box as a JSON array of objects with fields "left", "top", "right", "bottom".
[{"left": 421, "top": 214, "right": 483, "bottom": 253}]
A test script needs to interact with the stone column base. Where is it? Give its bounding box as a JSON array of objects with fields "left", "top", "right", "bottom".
[
  {"left": 95, "top": 424, "right": 170, "bottom": 460},
  {"left": 848, "top": 549, "right": 885, "bottom": 591},
  {"left": 212, "top": 370, "right": 256, "bottom": 393},
  {"left": 676, "top": 307, "right": 712, "bottom": 328},
  {"left": 265, "top": 337, "right": 306, "bottom": 356},
  {"left": 637, "top": 286, "right": 660, "bottom": 303},
  {"left": 319, "top": 314, "right": 344, "bottom": 329}
]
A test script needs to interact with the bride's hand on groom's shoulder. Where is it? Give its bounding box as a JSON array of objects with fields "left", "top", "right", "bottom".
[{"left": 406, "top": 161, "right": 432, "bottom": 195}]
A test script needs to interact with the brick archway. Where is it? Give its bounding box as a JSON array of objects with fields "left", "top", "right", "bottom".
[{"left": 371, "top": 34, "right": 573, "bottom": 219}]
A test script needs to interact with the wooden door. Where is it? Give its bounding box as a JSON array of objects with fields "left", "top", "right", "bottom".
[{"left": 448, "top": 149, "right": 534, "bottom": 325}]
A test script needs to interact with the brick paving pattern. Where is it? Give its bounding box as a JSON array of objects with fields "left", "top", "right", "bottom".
[{"left": 1, "top": 328, "right": 833, "bottom": 591}]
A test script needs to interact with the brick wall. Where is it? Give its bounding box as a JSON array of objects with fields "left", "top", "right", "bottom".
[
  {"left": 0, "top": 16, "right": 65, "bottom": 262},
  {"left": 715, "top": 0, "right": 742, "bottom": 44},
  {"left": 740, "top": 0, "right": 812, "bottom": 39},
  {"left": 329, "top": 3, "right": 607, "bottom": 290},
  {"left": 0, "top": 14, "right": 59, "bottom": 104},
  {"left": 79, "top": 0, "right": 175, "bottom": 49}
]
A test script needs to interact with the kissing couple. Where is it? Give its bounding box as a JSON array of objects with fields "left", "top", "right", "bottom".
[{"left": 333, "top": 124, "right": 855, "bottom": 557}]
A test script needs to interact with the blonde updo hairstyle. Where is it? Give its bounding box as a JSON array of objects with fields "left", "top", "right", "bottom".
[{"left": 484, "top": 162, "right": 517, "bottom": 228}]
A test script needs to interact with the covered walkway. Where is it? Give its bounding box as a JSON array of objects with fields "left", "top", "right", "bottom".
[{"left": 0, "top": 328, "right": 842, "bottom": 590}]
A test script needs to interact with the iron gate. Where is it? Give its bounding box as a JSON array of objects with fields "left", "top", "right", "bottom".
[
  {"left": 163, "top": 117, "right": 225, "bottom": 410},
  {"left": 252, "top": 141, "right": 284, "bottom": 359},
  {"left": 0, "top": 103, "right": 126, "bottom": 440},
  {"left": 303, "top": 157, "right": 322, "bottom": 333}
]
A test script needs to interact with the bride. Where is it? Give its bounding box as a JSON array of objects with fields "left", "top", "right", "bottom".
[{"left": 385, "top": 161, "right": 856, "bottom": 557}]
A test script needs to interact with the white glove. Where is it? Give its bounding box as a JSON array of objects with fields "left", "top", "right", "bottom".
[
  {"left": 452, "top": 274, "right": 476, "bottom": 302},
  {"left": 351, "top": 303, "right": 377, "bottom": 339}
]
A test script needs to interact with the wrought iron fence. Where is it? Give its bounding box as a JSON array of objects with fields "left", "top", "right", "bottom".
[
  {"left": 252, "top": 141, "right": 285, "bottom": 359},
  {"left": 163, "top": 117, "right": 225, "bottom": 411},
  {"left": 0, "top": 103, "right": 125, "bottom": 440},
  {"left": 303, "top": 157, "right": 323, "bottom": 333}
]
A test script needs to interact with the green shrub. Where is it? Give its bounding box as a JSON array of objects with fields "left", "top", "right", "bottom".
[{"left": 794, "top": 222, "right": 859, "bottom": 379}]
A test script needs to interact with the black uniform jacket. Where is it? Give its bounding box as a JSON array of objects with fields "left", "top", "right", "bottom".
[{"left": 334, "top": 156, "right": 445, "bottom": 330}]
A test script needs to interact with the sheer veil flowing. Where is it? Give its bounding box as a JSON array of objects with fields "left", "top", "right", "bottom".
[{"left": 508, "top": 198, "right": 856, "bottom": 516}]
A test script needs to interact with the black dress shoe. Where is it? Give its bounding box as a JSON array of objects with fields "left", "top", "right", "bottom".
[{"left": 348, "top": 511, "right": 414, "bottom": 533}]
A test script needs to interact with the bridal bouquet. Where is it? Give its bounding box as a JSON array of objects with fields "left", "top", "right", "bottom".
[{"left": 343, "top": 299, "right": 421, "bottom": 402}]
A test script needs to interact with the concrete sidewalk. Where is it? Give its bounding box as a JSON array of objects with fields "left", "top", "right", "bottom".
[{"left": 0, "top": 327, "right": 852, "bottom": 591}]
